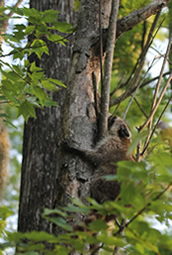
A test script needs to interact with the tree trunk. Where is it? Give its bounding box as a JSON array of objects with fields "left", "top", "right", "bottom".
[
  {"left": 18, "top": 0, "right": 77, "bottom": 233},
  {"left": 58, "top": 0, "right": 112, "bottom": 207}
]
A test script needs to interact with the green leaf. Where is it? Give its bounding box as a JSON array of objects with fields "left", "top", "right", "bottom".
[
  {"left": 54, "top": 246, "right": 69, "bottom": 255},
  {"left": 97, "top": 233, "right": 125, "bottom": 247},
  {"left": 30, "top": 62, "right": 43, "bottom": 72},
  {"left": 88, "top": 219, "right": 108, "bottom": 232},
  {"left": 54, "top": 22, "right": 73, "bottom": 33},
  {"left": 30, "top": 87, "right": 47, "bottom": 106},
  {"left": 65, "top": 203, "right": 90, "bottom": 214},
  {"left": 128, "top": 130, "right": 148, "bottom": 155},
  {"left": 24, "top": 231, "right": 57, "bottom": 242},
  {"left": 18, "top": 101, "right": 36, "bottom": 121},
  {"left": 41, "top": 80, "right": 56, "bottom": 91},
  {"left": 25, "top": 25, "right": 35, "bottom": 35},
  {"left": 43, "top": 208, "right": 68, "bottom": 218},
  {"left": 47, "top": 34, "right": 67, "bottom": 45},
  {"left": 48, "top": 217, "right": 73, "bottom": 231},
  {"left": 30, "top": 39, "right": 49, "bottom": 59},
  {"left": 48, "top": 78, "right": 66, "bottom": 88},
  {"left": 41, "top": 9, "right": 59, "bottom": 23}
]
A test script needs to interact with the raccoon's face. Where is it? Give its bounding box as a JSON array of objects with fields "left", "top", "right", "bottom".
[{"left": 108, "top": 116, "right": 131, "bottom": 140}]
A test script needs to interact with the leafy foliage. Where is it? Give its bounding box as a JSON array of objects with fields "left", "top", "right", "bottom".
[
  {"left": 0, "top": 7, "right": 73, "bottom": 121},
  {"left": 1, "top": 141, "right": 172, "bottom": 254}
]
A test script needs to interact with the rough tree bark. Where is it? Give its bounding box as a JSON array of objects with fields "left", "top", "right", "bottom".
[
  {"left": 18, "top": 0, "right": 77, "bottom": 233},
  {"left": 18, "top": 0, "right": 169, "bottom": 235},
  {"left": 58, "top": 0, "right": 112, "bottom": 208}
]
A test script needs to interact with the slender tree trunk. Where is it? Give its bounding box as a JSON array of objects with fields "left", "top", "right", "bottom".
[
  {"left": 18, "top": 0, "right": 76, "bottom": 233},
  {"left": 59, "top": 0, "right": 112, "bottom": 207}
]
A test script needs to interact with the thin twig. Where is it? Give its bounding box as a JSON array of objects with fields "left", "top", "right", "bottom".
[
  {"left": 110, "top": 13, "right": 163, "bottom": 109},
  {"left": 141, "top": 95, "right": 172, "bottom": 157},
  {"left": 0, "top": 100, "right": 9, "bottom": 104},
  {"left": 140, "top": 71, "right": 170, "bottom": 88},
  {"left": 138, "top": 73, "right": 172, "bottom": 132},
  {"left": 151, "top": 34, "right": 172, "bottom": 116},
  {"left": 113, "top": 182, "right": 172, "bottom": 236},
  {"left": 134, "top": 97, "right": 148, "bottom": 118},
  {"left": 91, "top": 243, "right": 104, "bottom": 255},
  {"left": 122, "top": 13, "right": 162, "bottom": 90},
  {"left": 0, "top": 33, "right": 73, "bottom": 59},
  {"left": 122, "top": 57, "right": 157, "bottom": 120},
  {"left": 141, "top": 21, "right": 147, "bottom": 50},
  {"left": 110, "top": 72, "right": 126, "bottom": 98}
]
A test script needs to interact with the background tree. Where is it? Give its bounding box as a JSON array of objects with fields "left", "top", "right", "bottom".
[{"left": 17, "top": 0, "right": 77, "bottom": 233}]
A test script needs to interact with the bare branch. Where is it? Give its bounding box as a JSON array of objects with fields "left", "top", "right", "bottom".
[
  {"left": 140, "top": 72, "right": 171, "bottom": 88},
  {"left": 139, "top": 73, "right": 172, "bottom": 132},
  {"left": 8, "top": 0, "right": 23, "bottom": 17},
  {"left": 110, "top": 72, "right": 126, "bottom": 98},
  {"left": 134, "top": 98, "right": 148, "bottom": 118},
  {"left": 111, "top": 12, "right": 162, "bottom": 110},
  {"left": 98, "top": 0, "right": 119, "bottom": 140},
  {"left": 141, "top": 21, "right": 147, "bottom": 50},
  {"left": 142, "top": 35, "right": 172, "bottom": 151},
  {"left": 122, "top": 56, "right": 158, "bottom": 120},
  {"left": 141, "top": 95, "right": 172, "bottom": 157},
  {"left": 116, "top": 0, "right": 169, "bottom": 40}
]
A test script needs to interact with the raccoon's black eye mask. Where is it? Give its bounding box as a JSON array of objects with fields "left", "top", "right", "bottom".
[
  {"left": 118, "top": 124, "right": 130, "bottom": 139},
  {"left": 108, "top": 116, "right": 117, "bottom": 130}
]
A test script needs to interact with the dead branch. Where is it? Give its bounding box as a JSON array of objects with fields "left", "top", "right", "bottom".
[
  {"left": 110, "top": 72, "right": 126, "bottom": 98},
  {"left": 8, "top": 0, "right": 24, "bottom": 17},
  {"left": 138, "top": 73, "right": 172, "bottom": 132},
  {"left": 111, "top": 12, "right": 161, "bottom": 110},
  {"left": 140, "top": 72, "right": 171, "bottom": 88},
  {"left": 141, "top": 95, "right": 172, "bottom": 157},
  {"left": 142, "top": 34, "right": 172, "bottom": 151},
  {"left": 122, "top": 56, "right": 159, "bottom": 120},
  {"left": 116, "top": 0, "right": 169, "bottom": 40},
  {"left": 134, "top": 98, "right": 148, "bottom": 118}
]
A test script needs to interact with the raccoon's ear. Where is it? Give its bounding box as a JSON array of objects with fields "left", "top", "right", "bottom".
[
  {"left": 118, "top": 124, "right": 131, "bottom": 139},
  {"left": 108, "top": 115, "right": 117, "bottom": 130}
]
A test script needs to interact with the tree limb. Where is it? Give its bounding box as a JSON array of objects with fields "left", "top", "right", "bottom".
[
  {"left": 122, "top": 12, "right": 161, "bottom": 119},
  {"left": 116, "top": 0, "right": 169, "bottom": 40},
  {"left": 98, "top": 0, "right": 119, "bottom": 140},
  {"left": 110, "top": 72, "right": 170, "bottom": 107}
]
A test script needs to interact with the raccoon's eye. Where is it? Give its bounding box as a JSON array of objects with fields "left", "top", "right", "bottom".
[
  {"left": 118, "top": 124, "right": 130, "bottom": 139},
  {"left": 108, "top": 116, "right": 117, "bottom": 130}
]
